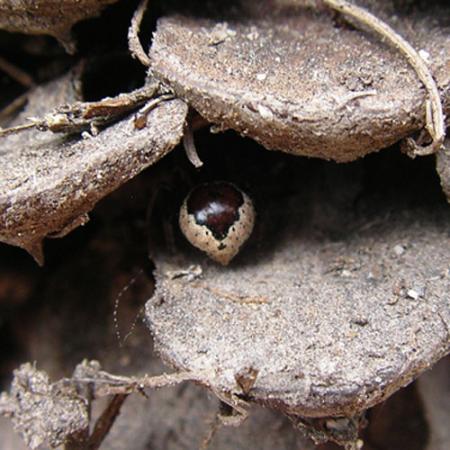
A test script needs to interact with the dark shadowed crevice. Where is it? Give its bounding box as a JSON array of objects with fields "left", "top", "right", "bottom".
[{"left": 80, "top": 53, "right": 147, "bottom": 101}]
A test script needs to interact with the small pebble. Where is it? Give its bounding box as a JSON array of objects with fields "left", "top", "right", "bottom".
[
  {"left": 393, "top": 244, "right": 405, "bottom": 256},
  {"left": 407, "top": 289, "right": 420, "bottom": 300}
]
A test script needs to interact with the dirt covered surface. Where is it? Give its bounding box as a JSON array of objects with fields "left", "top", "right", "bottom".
[
  {"left": 147, "top": 133, "right": 450, "bottom": 419},
  {"left": 0, "top": 0, "right": 449, "bottom": 448},
  {"left": 0, "top": 71, "right": 187, "bottom": 263},
  {"left": 1, "top": 0, "right": 450, "bottom": 265},
  {"left": 0, "top": 133, "right": 449, "bottom": 448},
  {"left": 150, "top": 0, "right": 450, "bottom": 161}
]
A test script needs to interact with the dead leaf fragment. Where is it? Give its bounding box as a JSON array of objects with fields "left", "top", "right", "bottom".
[
  {"left": 0, "top": 363, "right": 89, "bottom": 449},
  {"left": 146, "top": 157, "right": 450, "bottom": 418},
  {"left": 0, "top": 0, "right": 120, "bottom": 52},
  {"left": 150, "top": 0, "right": 450, "bottom": 161},
  {"left": 0, "top": 73, "right": 187, "bottom": 262}
]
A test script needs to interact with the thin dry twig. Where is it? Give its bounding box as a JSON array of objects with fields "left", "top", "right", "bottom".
[
  {"left": 88, "top": 394, "right": 128, "bottom": 450},
  {"left": 0, "top": 83, "right": 160, "bottom": 137},
  {"left": 72, "top": 364, "right": 249, "bottom": 430},
  {"left": 321, "top": 0, "right": 445, "bottom": 155},
  {"left": 0, "top": 122, "right": 35, "bottom": 136},
  {"left": 134, "top": 93, "right": 175, "bottom": 129},
  {"left": 210, "top": 389, "right": 249, "bottom": 427},
  {"left": 0, "top": 56, "right": 35, "bottom": 88},
  {"left": 0, "top": 91, "right": 29, "bottom": 122},
  {"left": 72, "top": 369, "right": 208, "bottom": 397},
  {"left": 128, "top": 0, "right": 152, "bottom": 67},
  {"left": 183, "top": 120, "right": 204, "bottom": 168},
  {"left": 199, "top": 410, "right": 223, "bottom": 450}
]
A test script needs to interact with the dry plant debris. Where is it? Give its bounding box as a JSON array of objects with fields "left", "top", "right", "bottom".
[
  {"left": 0, "top": 360, "right": 208, "bottom": 449},
  {"left": 0, "top": 0, "right": 448, "bottom": 258},
  {"left": 149, "top": 0, "right": 449, "bottom": 161},
  {"left": 0, "top": 0, "right": 449, "bottom": 448},
  {"left": 0, "top": 72, "right": 187, "bottom": 264},
  {"left": 321, "top": 0, "right": 445, "bottom": 155},
  {"left": 0, "top": 0, "right": 120, "bottom": 52},
  {"left": 0, "top": 363, "right": 89, "bottom": 449},
  {"left": 0, "top": 226, "right": 321, "bottom": 449},
  {"left": 146, "top": 158, "right": 450, "bottom": 419}
]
